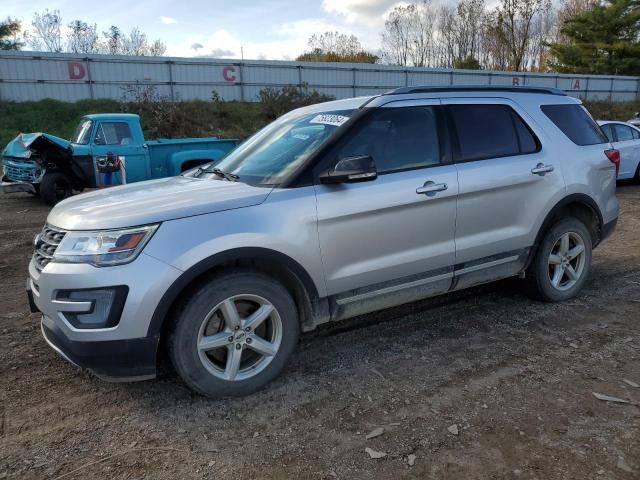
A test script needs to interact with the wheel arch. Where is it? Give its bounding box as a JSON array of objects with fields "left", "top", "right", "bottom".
[
  {"left": 528, "top": 193, "right": 603, "bottom": 269},
  {"left": 147, "top": 247, "right": 320, "bottom": 340}
]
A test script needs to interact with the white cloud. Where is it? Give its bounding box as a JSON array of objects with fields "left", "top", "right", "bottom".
[
  {"left": 160, "top": 16, "right": 177, "bottom": 25},
  {"left": 321, "top": 0, "right": 401, "bottom": 25},
  {"left": 167, "top": 19, "right": 354, "bottom": 60}
]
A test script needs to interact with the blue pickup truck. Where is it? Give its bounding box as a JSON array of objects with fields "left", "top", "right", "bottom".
[{"left": 1, "top": 113, "right": 239, "bottom": 205}]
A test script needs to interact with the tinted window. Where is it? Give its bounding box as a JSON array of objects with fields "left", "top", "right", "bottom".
[
  {"left": 541, "top": 104, "right": 607, "bottom": 146},
  {"left": 634, "top": 128, "right": 640, "bottom": 140},
  {"left": 334, "top": 107, "right": 440, "bottom": 174},
  {"left": 450, "top": 104, "right": 538, "bottom": 162},
  {"left": 613, "top": 124, "right": 634, "bottom": 142},
  {"left": 600, "top": 123, "right": 615, "bottom": 142},
  {"left": 95, "top": 122, "right": 133, "bottom": 145}
]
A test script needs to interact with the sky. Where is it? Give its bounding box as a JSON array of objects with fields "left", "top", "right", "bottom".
[{"left": 5, "top": 0, "right": 413, "bottom": 60}]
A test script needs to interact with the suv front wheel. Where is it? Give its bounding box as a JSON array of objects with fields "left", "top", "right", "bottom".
[
  {"left": 168, "top": 271, "right": 299, "bottom": 398},
  {"left": 527, "top": 217, "right": 593, "bottom": 302}
]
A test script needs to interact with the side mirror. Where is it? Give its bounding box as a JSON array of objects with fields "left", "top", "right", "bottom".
[{"left": 319, "top": 155, "right": 377, "bottom": 184}]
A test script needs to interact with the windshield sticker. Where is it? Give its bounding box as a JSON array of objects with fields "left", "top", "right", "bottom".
[{"left": 309, "top": 114, "right": 350, "bottom": 127}]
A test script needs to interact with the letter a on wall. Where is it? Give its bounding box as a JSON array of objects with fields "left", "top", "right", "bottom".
[
  {"left": 573, "top": 79, "right": 580, "bottom": 89},
  {"left": 68, "top": 62, "right": 86, "bottom": 80}
]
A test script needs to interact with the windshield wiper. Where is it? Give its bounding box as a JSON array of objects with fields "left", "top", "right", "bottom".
[{"left": 198, "top": 167, "right": 240, "bottom": 181}]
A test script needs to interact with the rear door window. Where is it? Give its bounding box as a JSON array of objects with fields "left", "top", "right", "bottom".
[
  {"left": 540, "top": 104, "right": 607, "bottom": 146},
  {"left": 613, "top": 124, "right": 635, "bottom": 142},
  {"left": 600, "top": 123, "right": 615, "bottom": 142},
  {"left": 449, "top": 104, "right": 539, "bottom": 162}
]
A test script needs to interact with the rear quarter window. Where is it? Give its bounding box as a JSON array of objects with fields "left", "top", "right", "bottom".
[{"left": 541, "top": 104, "right": 607, "bottom": 146}]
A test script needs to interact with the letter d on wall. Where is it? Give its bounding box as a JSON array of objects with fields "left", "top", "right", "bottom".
[{"left": 68, "top": 62, "right": 86, "bottom": 80}]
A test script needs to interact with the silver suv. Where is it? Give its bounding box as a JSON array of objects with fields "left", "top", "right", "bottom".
[{"left": 28, "top": 86, "right": 619, "bottom": 397}]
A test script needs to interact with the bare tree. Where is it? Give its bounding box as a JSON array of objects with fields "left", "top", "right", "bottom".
[
  {"left": 67, "top": 20, "right": 99, "bottom": 53},
  {"left": 491, "top": 0, "right": 546, "bottom": 71},
  {"left": 438, "top": 0, "right": 486, "bottom": 68},
  {"left": 381, "top": 6, "right": 413, "bottom": 66},
  {"left": 307, "top": 31, "right": 363, "bottom": 57},
  {"left": 408, "top": 1, "right": 437, "bottom": 68},
  {"left": 148, "top": 39, "right": 167, "bottom": 56},
  {"left": 122, "top": 27, "right": 148, "bottom": 56},
  {"left": 526, "top": 0, "right": 555, "bottom": 71},
  {"left": 31, "top": 9, "right": 62, "bottom": 52},
  {"left": 381, "top": 2, "right": 439, "bottom": 67}
]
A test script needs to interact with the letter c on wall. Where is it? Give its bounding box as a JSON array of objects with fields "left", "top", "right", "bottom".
[
  {"left": 68, "top": 62, "right": 86, "bottom": 80},
  {"left": 222, "top": 66, "right": 236, "bottom": 82}
]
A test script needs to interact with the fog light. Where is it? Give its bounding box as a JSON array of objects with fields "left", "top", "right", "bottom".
[{"left": 56, "top": 286, "right": 128, "bottom": 329}]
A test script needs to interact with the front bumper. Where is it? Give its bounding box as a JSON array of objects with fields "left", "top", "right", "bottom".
[
  {"left": 30, "top": 251, "right": 183, "bottom": 381},
  {"left": 41, "top": 317, "right": 158, "bottom": 381},
  {"left": 0, "top": 175, "right": 36, "bottom": 194}
]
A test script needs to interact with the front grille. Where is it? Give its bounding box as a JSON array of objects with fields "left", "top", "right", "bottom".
[
  {"left": 2, "top": 158, "right": 41, "bottom": 183},
  {"left": 33, "top": 224, "right": 66, "bottom": 272}
]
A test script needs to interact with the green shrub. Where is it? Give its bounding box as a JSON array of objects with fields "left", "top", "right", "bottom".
[{"left": 258, "top": 83, "right": 335, "bottom": 120}]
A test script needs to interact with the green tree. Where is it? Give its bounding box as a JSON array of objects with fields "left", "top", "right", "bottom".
[
  {"left": 549, "top": 0, "right": 640, "bottom": 75},
  {"left": 454, "top": 55, "right": 482, "bottom": 69},
  {"left": 0, "top": 17, "right": 22, "bottom": 50}
]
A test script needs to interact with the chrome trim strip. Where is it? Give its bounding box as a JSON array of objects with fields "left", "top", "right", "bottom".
[
  {"left": 336, "top": 254, "right": 520, "bottom": 306},
  {"left": 453, "top": 255, "right": 519, "bottom": 276},
  {"left": 336, "top": 272, "right": 453, "bottom": 306},
  {"left": 51, "top": 299, "right": 94, "bottom": 313}
]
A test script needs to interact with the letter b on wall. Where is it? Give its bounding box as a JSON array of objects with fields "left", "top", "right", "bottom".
[{"left": 68, "top": 62, "right": 86, "bottom": 80}]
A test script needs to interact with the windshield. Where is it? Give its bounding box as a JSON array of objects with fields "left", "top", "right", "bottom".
[
  {"left": 197, "top": 109, "right": 353, "bottom": 186},
  {"left": 72, "top": 119, "right": 93, "bottom": 144}
]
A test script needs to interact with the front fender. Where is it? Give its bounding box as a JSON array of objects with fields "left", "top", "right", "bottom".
[{"left": 167, "top": 149, "right": 229, "bottom": 176}]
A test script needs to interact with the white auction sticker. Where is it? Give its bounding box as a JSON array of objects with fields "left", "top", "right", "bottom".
[{"left": 309, "top": 114, "right": 350, "bottom": 127}]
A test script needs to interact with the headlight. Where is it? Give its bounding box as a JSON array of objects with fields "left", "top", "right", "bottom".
[{"left": 53, "top": 224, "right": 158, "bottom": 267}]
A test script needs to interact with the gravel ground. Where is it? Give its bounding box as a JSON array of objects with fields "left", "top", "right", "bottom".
[{"left": 1, "top": 185, "right": 639, "bottom": 480}]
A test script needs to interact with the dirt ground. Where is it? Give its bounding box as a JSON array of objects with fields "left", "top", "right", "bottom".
[{"left": 0, "top": 185, "right": 638, "bottom": 480}]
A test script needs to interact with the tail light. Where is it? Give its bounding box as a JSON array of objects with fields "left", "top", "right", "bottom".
[{"left": 604, "top": 149, "right": 620, "bottom": 176}]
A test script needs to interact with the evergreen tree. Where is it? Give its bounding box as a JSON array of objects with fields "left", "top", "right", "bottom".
[
  {"left": 0, "top": 17, "right": 22, "bottom": 50},
  {"left": 549, "top": 0, "right": 640, "bottom": 75}
]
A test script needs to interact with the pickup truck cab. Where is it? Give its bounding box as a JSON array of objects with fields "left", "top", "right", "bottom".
[{"left": 1, "top": 113, "right": 238, "bottom": 205}]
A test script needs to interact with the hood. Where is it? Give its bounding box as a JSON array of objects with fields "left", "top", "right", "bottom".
[
  {"left": 47, "top": 176, "right": 273, "bottom": 230},
  {"left": 3, "top": 133, "right": 71, "bottom": 159}
]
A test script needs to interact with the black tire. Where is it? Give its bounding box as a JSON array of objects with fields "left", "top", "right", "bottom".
[
  {"left": 40, "top": 172, "right": 72, "bottom": 206},
  {"left": 168, "top": 271, "right": 299, "bottom": 398},
  {"left": 526, "top": 217, "right": 592, "bottom": 302}
]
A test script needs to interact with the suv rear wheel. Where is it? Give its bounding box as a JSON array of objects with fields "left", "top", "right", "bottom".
[
  {"left": 527, "top": 217, "right": 593, "bottom": 301},
  {"left": 168, "top": 271, "right": 299, "bottom": 398}
]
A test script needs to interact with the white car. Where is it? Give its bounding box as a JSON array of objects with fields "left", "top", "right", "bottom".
[{"left": 598, "top": 120, "right": 640, "bottom": 181}]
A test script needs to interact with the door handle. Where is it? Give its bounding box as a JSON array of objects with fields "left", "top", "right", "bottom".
[
  {"left": 416, "top": 182, "right": 448, "bottom": 195},
  {"left": 531, "top": 163, "right": 554, "bottom": 176}
]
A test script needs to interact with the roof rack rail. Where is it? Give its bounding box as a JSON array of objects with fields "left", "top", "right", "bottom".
[{"left": 385, "top": 85, "right": 567, "bottom": 96}]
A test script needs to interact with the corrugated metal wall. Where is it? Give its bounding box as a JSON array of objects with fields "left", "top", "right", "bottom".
[{"left": 1, "top": 51, "right": 639, "bottom": 103}]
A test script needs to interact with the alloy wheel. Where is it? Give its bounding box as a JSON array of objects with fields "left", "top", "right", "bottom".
[
  {"left": 196, "top": 294, "right": 282, "bottom": 381},
  {"left": 547, "top": 231, "right": 587, "bottom": 291}
]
